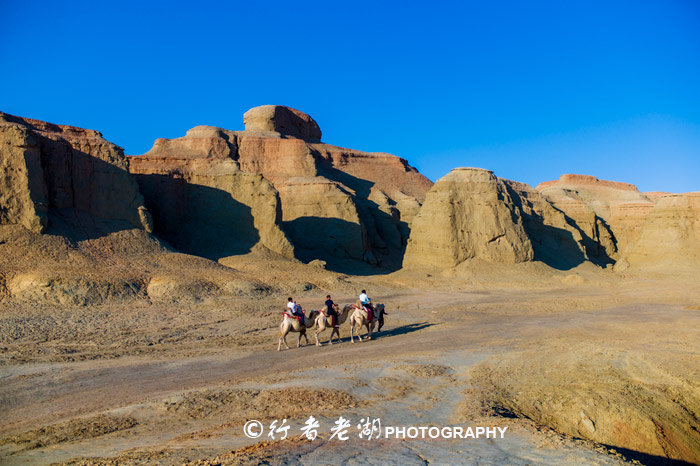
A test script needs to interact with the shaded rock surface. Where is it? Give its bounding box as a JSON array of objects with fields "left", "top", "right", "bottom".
[
  {"left": 536, "top": 174, "right": 653, "bottom": 258},
  {"left": 500, "top": 180, "right": 592, "bottom": 268},
  {"left": 537, "top": 174, "right": 700, "bottom": 272},
  {"left": 130, "top": 107, "right": 433, "bottom": 270},
  {"left": 129, "top": 135, "right": 294, "bottom": 260},
  {"left": 404, "top": 168, "right": 534, "bottom": 268},
  {"left": 0, "top": 112, "right": 152, "bottom": 233}
]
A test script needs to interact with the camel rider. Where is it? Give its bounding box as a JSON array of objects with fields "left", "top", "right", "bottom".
[
  {"left": 324, "top": 294, "right": 339, "bottom": 328},
  {"left": 287, "top": 297, "right": 304, "bottom": 323},
  {"left": 359, "top": 289, "right": 374, "bottom": 321}
]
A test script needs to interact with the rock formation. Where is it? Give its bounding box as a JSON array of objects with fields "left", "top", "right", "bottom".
[
  {"left": 536, "top": 175, "right": 700, "bottom": 272},
  {"left": 536, "top": 174, "right": 653, "bottom": 258},
  {"left": 0, "top": 123, "right": 48, "bottom": 233},
  {"left": 403, "top": 169, "right": 620, "bottom": 270},
  {"left": 500, "top": 179, "right": 590, "bottom": 268},
  {"left": 3, "top": 109, "right": 696, "bottom": 277},
  {"left": 128, "top": 126, "right": 294, "bottom": 259},
  {"left": 0, "top": 112, "right": 152, "bottom": 233},
  {"left": 621, "top": 192, "right": 700, "bottom": 270},
  {"left": 130, "top": 106, "right": 433, "bottom": 268},
  {"left": 243, "top": 105, "right": 322, "bottom": 142},
  {"left": 404, "top": 168, "right": 534, "bottom": 268}
]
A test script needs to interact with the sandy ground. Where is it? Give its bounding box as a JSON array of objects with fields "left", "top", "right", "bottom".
[{"left": 1, "top": 267, "right": 699, "bottom": 464}]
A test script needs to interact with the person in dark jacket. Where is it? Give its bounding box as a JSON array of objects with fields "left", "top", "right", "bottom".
[{"left": 324, "top": 294, "right": 339, "bottom": 327}]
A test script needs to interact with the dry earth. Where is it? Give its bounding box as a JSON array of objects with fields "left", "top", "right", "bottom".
[{"left": 1, "top": 259, "right": 698, "bottom": 465}]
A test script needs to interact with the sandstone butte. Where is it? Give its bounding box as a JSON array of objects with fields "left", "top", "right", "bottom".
[
  {"left": 404, "top": 168, "right": 593, "bottom": 270},
  {"left": 404, "top": 168, "right": 699, "bottom": 271},
  {"left": 535, "top": 174, "right": 700, "bottom": 270},
  {"left": 128, "top": 105, "right": 433, "bottom": 267},
  {"left": 1, "top": 107, "right": 698, "bottom": 274}
]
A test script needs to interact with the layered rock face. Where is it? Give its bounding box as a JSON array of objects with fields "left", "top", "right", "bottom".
[
  {"left": 0, "top": 123, "right": 48, "bottom": 233},
  {"left": 0, "top": 112, "right": 152, "bottom": 233},
  {"left": 500, "top": 180, "right": 590, "bottom": 268},
  {"left": 536, "top": 174, "right": 653, "bottom": 258},
  {"left": 404, "top": 168, "right": 535, "bottom": 268},
  {"left": 130, "top": 106, "right": 432, "bottom": 267},
  {"left": 536, "top": 175, "right": 700, "bottom": 271},
  {"left": 5, "top": 108, "right": 693, "bottom": 275},
  {"left": 128, "top": 126, "right": 294, "bottom": 259},
  {"left": 622, "top": 193, "right": 700, "bottom": 270}
]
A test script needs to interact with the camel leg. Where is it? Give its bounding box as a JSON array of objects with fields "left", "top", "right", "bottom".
[
  {"left": 366, "top": 323, "right": 372, "bottom": 340},
  {"left": 350, "top": 321, "right": 355, "bottom": 343},
  {"left": 315, "top": 321, "right": 325, "bottom": 347},
  {"left": 303, "top": 331, "right": 309, "bottom": 345},
  {"left": 330, "top": 327, "right": 338, "bottom": 345},
  {"left": 282, "top": 330, "right": 291, "bottom": 350},
  {"left": 277, "top": 336, "right": 282, "bottom": 351}
]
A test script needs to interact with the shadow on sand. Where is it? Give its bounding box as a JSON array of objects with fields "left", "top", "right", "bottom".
[
  {"left": 599, "top": 445, "right": 694, "bottom": 466},
  {"left": 315, "top": 322, "right": 436, "bottom": 345}
]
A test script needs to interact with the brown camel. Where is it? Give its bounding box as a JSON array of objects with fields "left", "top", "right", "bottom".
[
  {"left": 349, "top": 303, "right": 386, "bottom": 343},
  {"left": 277, "top": 309, "right": 320, "bottom": 351},
  {"left": 314, "top": 304, "right": 353, "bottom": 346}
]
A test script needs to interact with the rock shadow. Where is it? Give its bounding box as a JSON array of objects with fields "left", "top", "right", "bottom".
[
  {"left": 311, "top": 156, "right": 410, "bottom": 273},
  {"left": 283, "top": 216, "right": 390, "bottom": 275},
  {"left": 283, "top": 216, "right": 362, "bottom": 261},
  {"left": 133, "top": 174, "right": 259, "bottom": 260},
  {"left": 503, "top": 183, "right": 604, "bottom": 270},
  {"left": 46, "top": 208, "right": 146, "bottom": 243}
]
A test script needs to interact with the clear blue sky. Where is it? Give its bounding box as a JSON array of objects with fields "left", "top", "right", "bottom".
[{"left": 2, "top": 1, "right": 699, "bottom": 192}]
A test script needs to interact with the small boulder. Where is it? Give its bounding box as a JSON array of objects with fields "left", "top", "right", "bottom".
[{"left": 308, "top": 259, "right": 326, "bottom": 269}]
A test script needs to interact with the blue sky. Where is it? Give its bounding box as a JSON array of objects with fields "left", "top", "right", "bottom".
[{"left": 2, "top": 1, "right": 699, "bottom": 192}]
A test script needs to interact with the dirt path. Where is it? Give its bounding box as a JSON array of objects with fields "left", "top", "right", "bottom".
[{"left": 1, "top": 284, "right": 698, "bottom": 464}]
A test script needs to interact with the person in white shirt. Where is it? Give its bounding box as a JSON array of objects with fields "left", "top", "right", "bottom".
[
  {"left": 359, "top": 290, "right": 370, "bottom": 306},
  {"left": 358, "top": 289, "right": 375, "bottom": 321},
  {"left": 359, "top": 289, "right": 374, "bottom": 315},
  {"left": 287, "top": 297, "right": 304, "bottom": 321}
]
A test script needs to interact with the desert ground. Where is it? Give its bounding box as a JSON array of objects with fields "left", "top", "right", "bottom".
[{"left": 1, "top": 252, "right": 698, "bottom": 465}]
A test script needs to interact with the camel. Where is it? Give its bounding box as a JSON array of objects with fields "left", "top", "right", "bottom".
[
  {"left": 314, "top": 304, "right": 353, "bottom": 346},
  {"left": 349, "top": 303, "right": 386, "bottom": 343},
  {"left": 277, "top": 309, "right": 320, "bottom": 351}
]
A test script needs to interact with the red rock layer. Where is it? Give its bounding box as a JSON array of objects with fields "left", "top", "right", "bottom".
[{"left": 536, "top": 174, "right": 639, "bottom": 192}]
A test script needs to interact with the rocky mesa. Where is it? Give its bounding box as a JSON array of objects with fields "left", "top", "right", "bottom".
[{"left": 129, "top": 105, "right": 433, "bottom": 269}]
